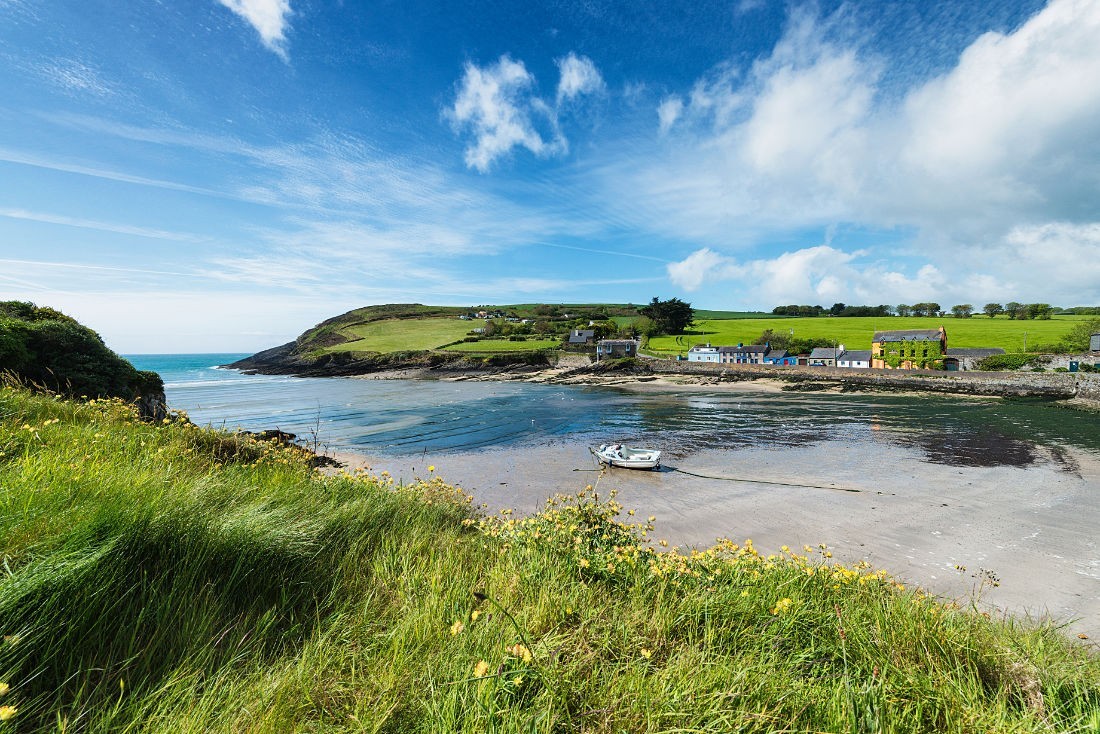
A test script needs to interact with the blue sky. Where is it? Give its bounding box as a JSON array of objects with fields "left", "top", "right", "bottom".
[{"left": 1, "top": 0, "right": 1098, "bottom": 352}]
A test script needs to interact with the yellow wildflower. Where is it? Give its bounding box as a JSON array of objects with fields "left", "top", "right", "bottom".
[
  {"left": 473, "top": 660, "right": 490, "bottom": 678},
  {"left": 470, "top": 609, "right": 481, "bottom": 622},
  {"left": 640, "top": 647, "right": 653, "bottom": 659},
  {"left": 648, "top": 516, "right": 656, "bottom": 523},
  {"left": 0, "top": 682, "right": 7, "bottom": 696},
  {"left": 507, "top": 643, "right": 533, "bottom": 664},
  {"left": 771, "top": 597, "right": 794, "bottom": 615},
  {"left": 578, "top": 558, "right": 590, "bottom": 569},
  {"left": 513, "top": 675, "right": 524, "bottom": 686},
  {"left": 0, "top": 706, "right": 16, "bottom": 721},
  {"left": 427, "top": 465, "right": 435, "bottom": 472},
  {"left": 450, "top": 620, "right": 465, "bottom": 636}
]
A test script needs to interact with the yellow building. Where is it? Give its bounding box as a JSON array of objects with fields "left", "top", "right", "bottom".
[{"left": 871, "top": 327, "right": 947, "bottom": 370}]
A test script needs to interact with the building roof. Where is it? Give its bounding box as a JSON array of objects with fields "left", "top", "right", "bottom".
[
  {"left": 765, "top": 350, "right": 790, "bottom": 360},
  {"left": 839, "top": 350, "right": 873, "bottom": 361},
  {"left": 717, "top": 344, "right": 768, "bottom": 354},
  {"left": 598, "top": 339, "right": 636, "bottom": 346},
  {"left": 567, "top": 329, "right": 595, "bottom": 343},
  {"left": 873, "top": 328, "right": 944, "bottom": 342},
  {"left": 809, "top": 347, "right": 841, "bottom": 359},
  {"left": 688, "top": 343, "right": 718, "bottom": 352},
  {"left": 945, "top": 348, "right": 1005, "bottom": 358}
]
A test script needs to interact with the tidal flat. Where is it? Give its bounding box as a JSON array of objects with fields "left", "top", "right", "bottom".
[{"left": 336, "top": 432, "right": 1100, "bottom": 639}]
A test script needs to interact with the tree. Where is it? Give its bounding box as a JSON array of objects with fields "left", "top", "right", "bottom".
[
  {"left": 639, "top": 297, "right": 695, "bottom": 335},
  {"left": 982, "top": 303, "right": 1003, "bottom": 318},
  {"left": 1005, "top": 301, "right": 1024, "bottom": 319},
  {"left": 1059, "top": 318, "right": 1100, "bottom": 352},
  {"left": 829, "top": 302, "right": 846, "bottom": 316},
  {"left": 896, "top": 304, "right": 911, "bottom": 317},
  {"left": 1026, "top": 303, "right": 1053, "bottom": 320},
  {"left": 950, "top": 304, "right": 973, "bottom": 318}
]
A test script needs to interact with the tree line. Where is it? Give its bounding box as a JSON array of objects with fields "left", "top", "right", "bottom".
[{"left": 770, "top": 302, "right": 1090, "bottom": 319}]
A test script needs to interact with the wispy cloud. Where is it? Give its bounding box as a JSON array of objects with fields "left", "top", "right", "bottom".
[
  {"left": 216, "top": 0, "right": 293, "bottom": 59},
  {"left": 0, "top": 208, "right": 203, "bottom": 242},
  {"left": 39, "top": 58, "right": 115, "bottom": 97}
]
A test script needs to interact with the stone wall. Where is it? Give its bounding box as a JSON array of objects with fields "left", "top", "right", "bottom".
[
  {"left": 1078, "top": 373, "right": 1100, "bottom": 403},
  {"left": 553, "top": 352, "right": 593, "bottom": 369},
  {"left": 644, "top": 360, "right": 1084, "bottom": 399}
]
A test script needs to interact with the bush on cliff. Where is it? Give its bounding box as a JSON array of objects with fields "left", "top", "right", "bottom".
[{"left": 0, "top": 301, "right": 162, "bottom": 402}]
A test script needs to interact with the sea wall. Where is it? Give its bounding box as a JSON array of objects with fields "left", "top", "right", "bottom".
[
  {"left": 1078, "top": 373, "right": 1100, "bottom": 403},
  {"left": 644, "top": 360, "right": 1090, "bottom": 400}
]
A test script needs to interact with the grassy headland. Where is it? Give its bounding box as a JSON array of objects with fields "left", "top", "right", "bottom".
[{"left": 2, "top": 384, "right": 1098, "bottom": 732}]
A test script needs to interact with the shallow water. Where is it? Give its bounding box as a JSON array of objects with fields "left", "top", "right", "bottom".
[{"left": 127, "top": 354, "right": 1100, "bottom": 470}]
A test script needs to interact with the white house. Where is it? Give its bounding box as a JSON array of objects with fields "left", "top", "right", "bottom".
[
  {"left": 836, "top": 349, "right": 872, "bottom": 369},
  {"left": 687, "top": 343, "right": 721, "bottom": 363}
]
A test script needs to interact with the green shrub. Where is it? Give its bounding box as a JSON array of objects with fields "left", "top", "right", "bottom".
[
  {"left": 0, "top": 301, "right": 163, "bottom": 402},
  {"left": 976, "top": 353, "right": 1041, "bottom": 371}
]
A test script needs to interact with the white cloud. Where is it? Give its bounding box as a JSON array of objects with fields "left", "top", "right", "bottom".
[
  {"left": 657, "top": 97, "right": 683, "bottom": 133},
  {"left": 594, "top": 0, "right": 1100, "bottom": 304},
  {"left": 449, "top": 52, "right": 605, "bottom": 171},
  {"left": 449, "top": 56, "right": 555, "bottom": 172},
  {"left": 217, "top": 0, "right": 293, "bottom": 59},
  {"left": 556, "top": 53, "right": 605, "bottom": 103}
]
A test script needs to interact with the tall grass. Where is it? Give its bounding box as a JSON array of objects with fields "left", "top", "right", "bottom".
[{"left": 1, "top": 384, "right": 1098, "bottom": 732}]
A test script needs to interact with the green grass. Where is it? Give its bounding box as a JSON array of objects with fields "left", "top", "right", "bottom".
[
  {"left": 2, "top": 385, "right": 1099, "bottom": 732},
  {"left": 649, "top": 315, "right": 1086, "bottom": 356},
  {"left": 324, "top": 317, "right": 474, "bottom": 353},
  {"left": 441, "top": 339, "right": 561, "bottom": 353}
]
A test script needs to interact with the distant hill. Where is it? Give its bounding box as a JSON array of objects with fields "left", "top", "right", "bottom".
[
  {"left": 0, "top": 301, "right": 165, "bottom": 417},
  {"left": 230, "top": 302, "right": 644, "bottom": 375}
]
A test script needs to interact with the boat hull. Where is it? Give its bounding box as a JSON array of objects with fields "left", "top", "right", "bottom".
[{"left": 593, "top": 444, "right": 662, "bottom": 470}]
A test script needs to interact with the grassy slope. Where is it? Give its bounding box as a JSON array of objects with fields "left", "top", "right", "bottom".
[
  {"left": 441, "top": 339, "right": 561, "bottom": 353},
  {"left": 1, "top": 385, "right": 1098, "bottom": 732},
  {"left": 648, "top": 316, "right": 1086, "bottom": 355},
  {"left": 322, "top": 317, "right": 474, "bottom": 353}
]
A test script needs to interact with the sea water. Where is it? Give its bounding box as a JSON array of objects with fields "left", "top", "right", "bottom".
[{"left": 125, "top": 354, "right": 1100, "bottom": 467}]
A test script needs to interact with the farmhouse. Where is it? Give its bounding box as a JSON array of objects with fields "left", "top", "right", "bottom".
[
  {"left": 566, "top": 329, "right": 596, "bottom": 346},
  {"left": 808, "top": 346, "right": 844, "bottom": 367},
  {"left": 718, "top": 344, "right": 770, "bottom": 364},
  {"left": 763, "top": 349, "right": 797, "bottom": 365},
  {"left": 686, "top": 343, "right": 721, "bottom": 363},
  {"left": 872, "top": 327, "right": 947, "bottom": 370},
  {"left": 596, "top": 339, "right": 638, "bottom": 360},
  {"left": 836, "top": 349, "right": 872, "bottom": 369}
]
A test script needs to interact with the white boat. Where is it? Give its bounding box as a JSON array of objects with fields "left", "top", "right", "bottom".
[{"left": 593, "top": 444, "right": 662, "bottom": 470}]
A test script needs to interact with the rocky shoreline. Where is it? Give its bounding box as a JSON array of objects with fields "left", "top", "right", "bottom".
[{"left": 228, "top": 348, "right": 1100, "bottom": 407}]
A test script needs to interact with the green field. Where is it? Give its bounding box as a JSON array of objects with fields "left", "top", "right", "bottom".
[
  {"left": 325, "top": 317, "right": 474, "bottom": 353},
  {"left": 441, "top": 339, "right": 561, "bottom": 353},
  {"left": 648, "top": 315, "right": 1087, "bottom": 355}
]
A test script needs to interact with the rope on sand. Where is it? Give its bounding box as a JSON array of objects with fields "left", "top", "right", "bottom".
[{"left": 574, "top": 465, "right": 885, "bottom": 495}]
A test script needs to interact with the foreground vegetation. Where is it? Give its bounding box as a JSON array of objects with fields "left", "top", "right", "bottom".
[{"left": 2, "top": 386, "right": 1099, "bottom": 732}]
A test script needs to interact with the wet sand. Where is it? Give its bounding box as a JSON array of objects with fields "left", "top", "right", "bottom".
[{"left": 333, "top": 440, "right": 1100, "bottom": 639}]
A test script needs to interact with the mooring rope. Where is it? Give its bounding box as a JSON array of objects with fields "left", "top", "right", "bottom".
[{"left": 574, "top": 464, "right": 886, "bottom": 495}]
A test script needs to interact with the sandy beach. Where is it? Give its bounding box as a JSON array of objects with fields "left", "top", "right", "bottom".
[{"left": 333, "top": 438, "right": 1100, "bottom": 639}]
